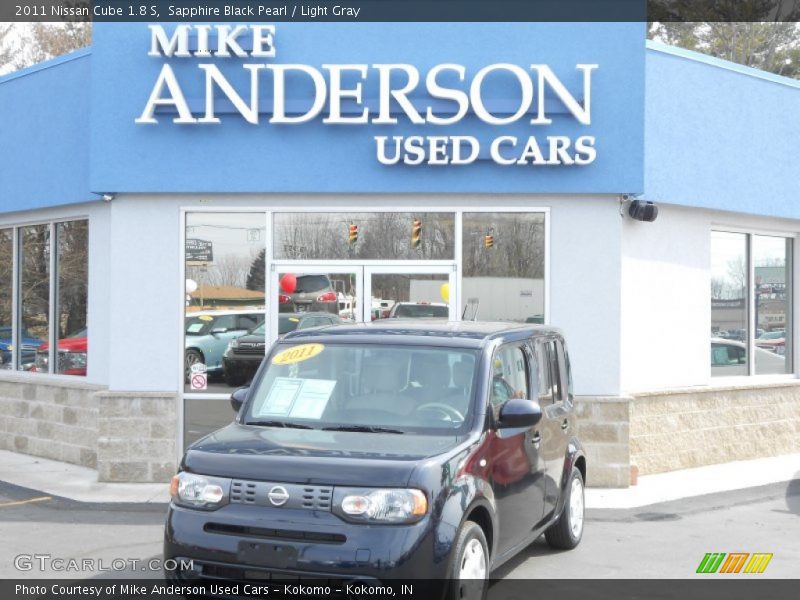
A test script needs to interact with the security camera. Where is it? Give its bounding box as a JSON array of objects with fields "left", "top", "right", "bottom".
[
  {"left": 628, "top": 200, "right": 659, "bottom": 222},
  {"left": 102, "top": 193, "right": 115, "bottom": 202}
]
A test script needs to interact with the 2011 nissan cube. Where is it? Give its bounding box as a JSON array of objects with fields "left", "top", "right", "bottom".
[{"left": 165, "top": 321, "right": 586, "bottom": 598}]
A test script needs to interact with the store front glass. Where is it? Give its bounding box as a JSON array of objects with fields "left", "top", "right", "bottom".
[{"left": 182, "top": 208, "right": 547, "bottom": 449}]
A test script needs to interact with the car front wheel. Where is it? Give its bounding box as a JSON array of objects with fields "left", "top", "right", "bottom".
[
  {"left": 184, "top": 349, "right": 203, "bottom": 383},
  {"left": 447, "top": 520, "right": 489, "bottom": 600},
  {"left": 545, "top": 466, "right": 585, "bottom": 550}
]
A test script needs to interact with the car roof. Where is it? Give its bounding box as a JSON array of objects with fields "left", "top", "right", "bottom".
[
  {"left": 282, "top": 320, "right": 562, "bottom": 348},
  {"left": 187, "top": 310, "right": 262, "bottom": 317}
]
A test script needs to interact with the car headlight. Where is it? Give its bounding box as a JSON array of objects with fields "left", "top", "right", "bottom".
[
  {"left": 60, "top": 351, "right": 87, "bottom": 370},
  {"left": 35, "top": 352, "right": 48, "bottom": 370},
  {"left": 334, "top": 488, "right": 427, "bottom": 524},
  {"left": 169, "top": 472, "right": 230, "bottom": 510}
]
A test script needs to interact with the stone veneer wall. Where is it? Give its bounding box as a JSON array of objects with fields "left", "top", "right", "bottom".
[
  {"left": 630, "top": 381, "right": 800, "bottom": 475},
  {"left": 0, "top": 374, "right": 102, "bottom": 468},
  {"left": 0, "top": 375, "right": 178, "bottom": 483},
  {"left": 3, "top": 375, "right": 799, "bottom": 487},
  {"left": 95, "top": 392, "right": 178, "bottom": 482},
  {"left": 574, "top": 396, "right": 632, "bottom": 488}
]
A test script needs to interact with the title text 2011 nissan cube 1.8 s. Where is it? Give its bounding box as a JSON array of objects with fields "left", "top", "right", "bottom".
[{"left": 165, "top": 322, "right": 587, "bottom": 598}]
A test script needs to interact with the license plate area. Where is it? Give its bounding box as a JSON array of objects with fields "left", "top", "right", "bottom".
[{"left": 237, "top": 541, "right": 298, "bottom": 568}]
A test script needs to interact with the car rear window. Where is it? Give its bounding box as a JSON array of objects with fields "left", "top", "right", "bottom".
[
  {"left": 295, "top": 275, "right": 330, "bottom": 293},
  {"left": 395, "top": 304, "right": 449, "bottom": 318}
]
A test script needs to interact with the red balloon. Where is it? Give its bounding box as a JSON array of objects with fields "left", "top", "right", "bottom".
[{"left": 280, "top": 273, "right": 297, "bottom": 294}]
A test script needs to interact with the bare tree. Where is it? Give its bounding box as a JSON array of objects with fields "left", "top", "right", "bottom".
[
  {"left": 28, "top": 22, "right": 92, "bottom": 65},
  {"left": 204, "top": 254, "right": 252, "bottom": 288},
  {"left": 0, "top": 22, "right": 91, "bottom": 74}
]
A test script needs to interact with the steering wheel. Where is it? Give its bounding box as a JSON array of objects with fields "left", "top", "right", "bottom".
[{"left": 416, "top": 402, "right": 465, "bottom": 423}]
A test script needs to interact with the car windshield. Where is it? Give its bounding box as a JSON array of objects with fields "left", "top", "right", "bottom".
[
  {"left": 279, "top": 316, "right": 302, "bottom": 335},
  {"left": 250, "top": 321, "right": 266, "bottom": 336},
  {"left": 185, "top": 316, "right": 214, "bottom": 335},
  {"left": 245, "top": 342, "right": 479, "bottom": 434},
  {"left": 295, "top": 275, "right": 330, "bottom": 294},
  {"left": 394, "top": 304, "right": 449, "bottom": 318}
]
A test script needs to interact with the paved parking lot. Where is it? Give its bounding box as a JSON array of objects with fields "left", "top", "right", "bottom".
[{"left": 0, "top": 478, "right": 797, "bottom": 580}]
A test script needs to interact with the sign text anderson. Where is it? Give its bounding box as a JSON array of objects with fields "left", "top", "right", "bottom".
[{"left": 137, "top": 25, "right": 599, "bottom": 167}]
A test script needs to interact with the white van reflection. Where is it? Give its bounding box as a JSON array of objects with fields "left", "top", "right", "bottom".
[{"left": 711, "top": 337, "right": 786, "bottom": 376}]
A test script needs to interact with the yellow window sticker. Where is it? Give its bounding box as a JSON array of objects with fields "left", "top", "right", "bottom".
[
  {"left": 198, "top": 315, "right": 214, "bottom": 321},
  {"left": 272, "top": 343, "right": 325, "bottom": 365},
  {"left": 289, "top": 317, "right": 300, "bottom": 322}
]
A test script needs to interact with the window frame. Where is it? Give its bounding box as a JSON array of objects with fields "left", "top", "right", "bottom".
[
  {"left": 0, "top": 218, "right": 89, "bottom": 379},
  {"left": 711, "top": 228, "right": 794, "bottom": 379}
]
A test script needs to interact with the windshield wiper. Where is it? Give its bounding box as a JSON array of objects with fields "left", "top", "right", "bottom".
[
  {"left": 246, "top": 420, "right": 315, "bottom": 429},
  {"left": 322, "top": 425, "right": 404, "bottom": 434}
]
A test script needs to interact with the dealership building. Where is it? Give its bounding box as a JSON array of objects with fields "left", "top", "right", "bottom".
[{"left": 1, "top": 22, "right": 798, "bottom": 487}]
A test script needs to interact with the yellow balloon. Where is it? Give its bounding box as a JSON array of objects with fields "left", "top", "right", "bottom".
[{"left": 440, "top": 283, "right": 450, "bottom": 303}]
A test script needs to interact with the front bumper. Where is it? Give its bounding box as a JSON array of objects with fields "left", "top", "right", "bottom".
[{"left": 164, "top": 502, "right": 449, "bottom": 585}]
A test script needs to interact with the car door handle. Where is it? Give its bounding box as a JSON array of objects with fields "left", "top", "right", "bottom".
[{"left": 561, "top": 419, "right": 569, "bottom": 431}]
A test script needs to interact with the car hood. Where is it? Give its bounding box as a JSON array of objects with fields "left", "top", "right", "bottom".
[
  {"left": 235, "top": 333, "right": 266, "bottom": 344},
  {"left": 39, "top": 337, "right": 87, "bottom": 353},
  {"left": 183, "top": 423, "right": 462, "bottom": 486}
]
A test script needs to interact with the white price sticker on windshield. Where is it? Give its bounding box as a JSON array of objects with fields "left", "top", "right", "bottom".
[{"left": 256, "top": 377, "right": 336, "bottom": 419}]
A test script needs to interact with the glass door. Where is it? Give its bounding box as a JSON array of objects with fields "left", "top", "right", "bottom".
[
  {"left": 365, "top": 265, "right": 456, "bottom": 322},
  {"left": 269, "top": 264, "right": 364, "bottom": 343}
]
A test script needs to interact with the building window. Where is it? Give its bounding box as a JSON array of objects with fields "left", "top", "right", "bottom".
[
  {"left": 462, "top": 212, "right": 546, "bottom": 323},
  {"left": 0, "top": 220, "right": 88, "bottom": 376},
  {"left": 183, "top": 212, "right": 266, "bottom": 445},
  {"left": 19, "top": 225, "right": 51, "bottom": 373},
  {"left": 55, "top": 221, "right": 89, "bottom": 376},
  {"left": 0, "top": 229, "right": 12, "bottom": 370},
  {"left": 711, "top": 230, "right": 792, "bottom": 377},
  {"left": 273, "top": 212, "right": 455, "bottom": 260}
]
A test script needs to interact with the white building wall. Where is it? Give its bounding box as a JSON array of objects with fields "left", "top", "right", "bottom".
[{"left": 620, "top": 203, "right": 800, "bottom": 393}]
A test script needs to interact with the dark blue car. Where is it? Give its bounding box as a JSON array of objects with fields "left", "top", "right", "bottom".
[
  {"left": 165, "top": 321, "right": 586, "bottom": 597},
  {"left": 0, "top": 326, "right": 45, "bottom": 370}
]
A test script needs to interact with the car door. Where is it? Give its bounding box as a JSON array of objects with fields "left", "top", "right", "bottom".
[
  {"left": 488, "top": 342, "right": 546, "bottom": 556},
  {"left": 207, "top": 315, "right": 246, "bottom": 369},
  {"left": 533, "top": 337, "right": 571, "bottom": 518}
]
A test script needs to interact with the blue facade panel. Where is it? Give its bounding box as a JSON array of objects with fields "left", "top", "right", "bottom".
[
  {"left": 0, "top": 50, "right": 93, "bottom": 213},
  {"left": 88, "top": 22, "right": 645, "bottom": 195},
  {"left": 644, "top": 41, "right": 800, "bottom": 219}
]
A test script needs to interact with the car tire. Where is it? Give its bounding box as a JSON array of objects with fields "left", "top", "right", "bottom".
[
  {"left": 545, "top": 466, "right": 585, "bottom": 550},
  {"left": 446, "top": 521, "right": 489, "bottom": 600},
  {"left": 184, "top": 349, "right": 203, "bottom": 383}
]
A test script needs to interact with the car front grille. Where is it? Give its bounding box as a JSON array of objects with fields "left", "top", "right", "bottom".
[
  {"left": 230, "top": 479, "right": 333, "bottom": 511},
  {"left": 204, "top": 523, "right": 346, "bottom": 544},
  {"left": 233, "top": 345, "right": 265, "bottom": 356}
]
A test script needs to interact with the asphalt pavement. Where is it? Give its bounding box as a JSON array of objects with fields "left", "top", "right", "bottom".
[{"left": 1, "top": 477, "right": 797, "bottom": 580}]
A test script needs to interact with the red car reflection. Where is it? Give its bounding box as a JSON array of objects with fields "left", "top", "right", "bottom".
[{"left": 33, "top": 329, "right": 88, "bottom": 376}]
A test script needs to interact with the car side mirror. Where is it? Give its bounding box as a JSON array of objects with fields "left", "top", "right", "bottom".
[
  {"left": 230, "top": 386, "right": 249, "bottom": 413},
  {"left": 497, "top": 398, "right": 542, "bottom": 429}
]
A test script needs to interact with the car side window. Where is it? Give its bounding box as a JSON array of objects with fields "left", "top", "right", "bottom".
[
  {"left": 213, "top": 315, "right": 237, "bottom": 331},
  {"left": 557, "top": 339, "right": 573, "bottom": 405},
  {"left": 711, "top": 343, "right": 746, "bottom": 366},
  {"left": 550, "top": 340, "right": 564, "bottom": 404},
  {"left": 534, "top": 341, "right": 553, "bottom": 406},
  {"left": 238, "top": 315, "right": 258, "bottom": 330},
  {"left": 491, "top": 344, "right": 529, "bottom": 409}
]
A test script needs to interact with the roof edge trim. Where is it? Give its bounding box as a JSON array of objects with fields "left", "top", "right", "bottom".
[
  {"left": 646, "top": 39, "right": 800, "bottom": 91},
  {"left": 0, "top": 46, "right": 92, "bottom": 86}
]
